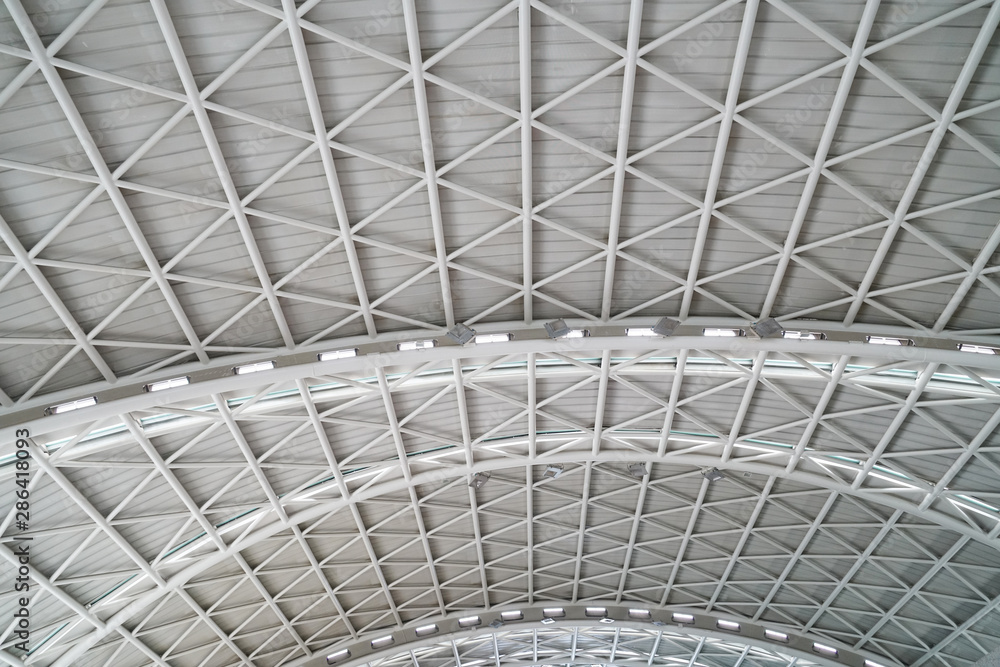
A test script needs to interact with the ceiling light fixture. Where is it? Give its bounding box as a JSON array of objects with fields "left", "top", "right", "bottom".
[
  {"left": 475, "top": 333, "right": 512, "bottom": 344},
  {"left": 318, "top": 348, "right": 357, "bottom": 361},
  {"left": 234, "top": 361, "right": 275, "bottom": 375},
  {"left": 469, "top": 472, "right": 491, "bottom": 489},
  {"left": 46, "top": 396, "right": 98, "bottom": 415},
  {"left": 446, "top": 323, "right": 476, "bottom": 345},
  {"left": 782, "top": 330, "right": 824, "bottom": 340},
  {"left": 398, "top": 340, "right": 436, "bottom": 351},
  {"left": 702, "top": 467, "right": 725, "bottom": 482},
  {"left": 750, "top": 318, "right": 783, "bottom": 338},
  {"left": 542, "top": 464, "right": 564, "bottom": 479},
  {"left": 544, "top": 319, "right": 572, "bottom": 338},
  {"left": 327, "top": 649, "right": 350, "bottom": 664},
  {"left": 653, "top": 316, "right": 681, "bottom": 336},
  {"left": 866, "top": 335, "right": 912, "bottom": 346},
  {"left": 144, "top": 376, "right": 189, "bottom": 392},
  {"left": 958, "top": 343, "right": 998, "bottom": 354},
  {"left": 704, "top": 327, "right": 743, "bottom": 337}
]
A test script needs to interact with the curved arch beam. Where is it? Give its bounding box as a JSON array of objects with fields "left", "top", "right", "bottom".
[
  {"left": 284, "top": 604, "right": 873, "bottom": 667},
  {"left": 5, "top": 318, "right": 1000, "bottom": 439},
  {"left": 50, "top": 455, "right": 994, "bottom": 667}
]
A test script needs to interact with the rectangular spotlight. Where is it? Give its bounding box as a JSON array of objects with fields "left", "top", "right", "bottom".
[
  {"left": 864, "top": 661, "right": 888, "bottom": 667},
  {"left": 500, "top": 610, "right": 523, "bottom": 621},
  {"left": 702, "top": 467, "right": 725, "bottom": 482},
  {"left": 544, "top": 319, "right": 572, "bottom": 338},
  {"left": 750, "top": 318, "right": 783, "bottom": 338},
  {"left": 671, "top": 613, "right": 694, "bottom": 624},
  {"left": 564, "top": 329, "right": 589, "bottom": 338},
  {"left": 717, "top": 620, "right": 741, "bottom": 632},
  {"left": 652, "top": 317, "right": 680, "bottom": 336},
  {"left": 370, "top": 636, "right": 394, "bottom": 649},
  {"left": 318, "top": 348, "right": 357, "bottom": 361},
  {"left": 542, "top": 464, "right": 564, "bottom": 479},
  {"left": 764, "top": 629, "right": 788, "bottom": 642},
  {"left": 625, "top": 327, "right": 657, "bottom": 337},
  {"left": 446, "top": 323, "right": 476, "bottom": 345},
  {"left": 475, "top": 333, "right": 512, "bottom": 344},
  {"left": 543, "top": 608, "right": 565, "bottom": 618},
  {"left": 458, "top": 616, "right": 481, "bottom": 627},
  {"left": 234, "top": 361, "right": 275, "bottom": 375},
  {"left": 415, "top": 624, "right": 438, "bottom": 637},
  {"left": 144, "top": 376, "right": 190, "bottom": 392},
  {"left": 398, "top": 340, "right": 436, "bottom": 351},
  {"left": 628, "top": 462, "right": 648, "bottom": 478},
  {"left": 628, "top": 609, "right": 651, "bottom": 620},
  {"left": 469, "top": 472, "right": 491, "bottom": 489},
  {"left": 585, "top": 607, "right": 607, "bottom": 617},
  {"left": 47, "top": 396, "right": 98, "bottom": 415}
]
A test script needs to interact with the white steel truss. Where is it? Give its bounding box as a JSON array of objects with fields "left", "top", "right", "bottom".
[{"left": 1, "top": 1, "right": 1000, "bottom": 666}]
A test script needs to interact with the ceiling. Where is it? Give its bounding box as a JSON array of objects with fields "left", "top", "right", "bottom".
[{"left": 1, "top": 0, "right": 1000, "bottom": 666}]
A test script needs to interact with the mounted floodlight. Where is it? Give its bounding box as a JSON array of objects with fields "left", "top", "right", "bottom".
[
  {"left": 446, "top": 323, "right": 476, "bottom": 345},
  {"left": 458, "top": 615, "right": 481, "bottom": 627},
  {"left": 234, "top": 361, "right": 275, "bottom": 375},
  {"left": 628, "top": 609, "right": 651, "bottom": 620},
  {"left": 672, "top": 612, "right": 694, "bottom": 624},
  {"left": 864, "top": 661, "right": 887, "bottom": 667},
  {"left": 318, "top": 348, "right": 357, "bottom": 361},
  {"left": 489, "top": 619, "right": 504, "bottom": 629},
  {"left": 144, "top": 376, "right": 190, "bottom": 392},
  {"left": 46, "top": 396, "right": 98, "bottom": 415},
  {"left": 765, "top": 629, "right": 788, "bottom": 642},
  {"left": 398, "top": 339, "right": 436, "bottom": 351},
  {"left": 327, "top": 649, "right": 350, "bottom": 664},
  {"left": 652, "top": 316, "right": 680, "bottom": 336},
  {"left": 585, "top": 607, "right": 607, "bottom": 617},
  {"left": 370, "top": 635, "right": 394, "bottom": 649},
  {"left": 543, "top": 464, "right": 564, "bottom": 479},
  {"left": 543, "top": 607, "right": 565, "bottom": 618},
  {"left": 564, "top": 329, "right": 589, "bottom": 338},
  {"left": 544, "top": 319, "right": 572, "bottom": 338},
  {"left": 717, "top": 619, "right": 741, "bottom": 632},
  {"left": 415, "top": 624, "right": 438, "bottom": 637},
  {"left": 476, "top": 333, "right": 512, "bottom": 344},
  {"left": 540, "top": 617, "right": 556, "bottom": 624},
  {"left": 702, "top": 467, "right": 725, "bottom": 482},
  {"left": 469, "top": 472, "right": 491, "bottom": 489},
  {"left": 626, "top": 327, "right": 657, "bottom": 337},
  {"left": 750, "top": 317, "right": 783, "bottom": 338},
  {"left": 627, "top": 462, "right": 648, "bottom": 478},
  {"left": 501, "top": 610, "right": 523, "bottom": 621}
]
